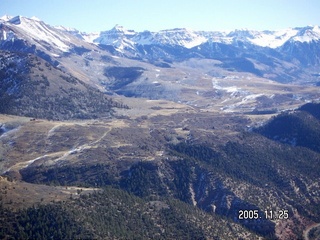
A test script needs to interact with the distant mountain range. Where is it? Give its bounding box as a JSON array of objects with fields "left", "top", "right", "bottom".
[
  {"left": 1, "top": 15, "right": 320, "bottom": 70},
  {"left": 78, "top": 24, "right": 320, "bottom": 50},
  {"left": 1, "top": 15, "right": 320, "bottom": 118},
  {"left": 3, "top": 15, "right": 320, "bottom": 48}
]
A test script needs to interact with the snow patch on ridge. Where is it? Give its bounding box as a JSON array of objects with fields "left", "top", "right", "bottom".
[
  {"left": 249, "top": 28, "right": 299, "bottom": 48},
  {"left": 2, "top": 15, "right": 71, "bottom": 52}
]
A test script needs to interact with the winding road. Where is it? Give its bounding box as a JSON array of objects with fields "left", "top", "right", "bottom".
[{"left": 3, "top": 125, "right": 112, "bottom": 173}]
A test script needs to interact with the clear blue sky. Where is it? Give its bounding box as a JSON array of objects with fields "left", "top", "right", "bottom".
[{"left": 1, "top": 0, "right": 319, "bottom": 32}]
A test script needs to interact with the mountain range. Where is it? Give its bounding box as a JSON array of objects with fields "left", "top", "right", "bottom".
[
  {"left": 1, "top": 15, "right": 320, "bottom": 82},
  {"left": 79, "top": 23, "right": 320, "bottom": 50},
  {"left": 1, "top": 15, "right": 320, "bottom": 117}
]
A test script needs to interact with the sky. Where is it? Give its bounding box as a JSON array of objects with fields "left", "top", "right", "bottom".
[{"left": 1, "top": 0, "right": 319, "bottom": 33}]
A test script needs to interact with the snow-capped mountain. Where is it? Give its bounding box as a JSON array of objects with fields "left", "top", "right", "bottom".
[
  {"left": 136, "top": 28, "right": 208, "bottom": 48},
  {"left": 0, "top": 15, "right": 320, "bottom": 119},
  {"left": 2, "top": 15, "right": 319, "bottom": 58},
  {"left": 1, "top": 15, "right": 320, "bottom": 85},
  {"left": 228, "top": 26, "right": 320, "bottom": 48},
  {"left": 0, "top": 15, "right": 97, "bottom": 64},
  {"left": 62, "top": 22, "right": 320, "bottom": 69},
  {"left": 93, "top": 25, "right": 136, "bottom": 52},
  {"left": 0, "top": 16, "right": 70, "bottom": 52},
  {"left": 73, "top": 23, "right": 320, "bottom": 51},
  {"left": 87, "top": 25, "right": 211, "bottom": 50}
]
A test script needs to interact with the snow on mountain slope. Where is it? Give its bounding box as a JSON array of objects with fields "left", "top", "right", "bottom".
[
  {"left": 228, "top": 26, "right": 320, "bottom": 48},
  {"left": 0, "top": 15, "right": 12, "bottom": 22},
  {"left": 248, "top": 27, "right": 320, "bottom": 48},
  {"left": 1, "top": 15, "right": 320, "bottom": 52},
  {"left": 0, "top": 15, "right": 319, "bottom": 115},
  {"left": 229, "top": 28, "right": 299, "bottom": 48},
  {"left": 0, "top": 15, "right": 99, "bottom": 58},
  {"left": 93, "top": 25, "right": 136, "bottom": 52},
  {"left": 292, "top": 25, "right": 320, "bottom": 43},
  {"left": 54, "top": 25, "right": 101, "bottom": 43},
  {"left": 144, "top": 28, "right": 208, "bottom": 48},
  {"left": 88, "top": 26, "right": 208, "bottom": 50},
  {"left": 1, "top": 15, "right": 320, "bottom": 86},
  {"left": 79, "top": 24, "right": 320, "bottom": 50},
  {"left": 0, "top": 15, "right": 71, "bottom": 52}
]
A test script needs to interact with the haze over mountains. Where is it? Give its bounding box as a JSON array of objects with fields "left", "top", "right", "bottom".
[{"left": 0, "top": 15, "right": 320, "bottom": 239}]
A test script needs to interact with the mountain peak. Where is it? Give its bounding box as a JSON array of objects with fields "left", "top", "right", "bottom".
[
  {"left": 113, "top": 24, "right": 125, "bottom": 31},
  {"left": 8, "top": 15, "right": 23, "bottom": 25},
  {"left": 0, "top": 15, "right": 71, "bottom": 53},
  {"left": 4, "top": 15, "right": 43, "bottom": 25},
  {"left": 312, "top": 25, "right": 320, "bottom": 33},
  {"left": 110, "top": 24, "right": 136, "bottom": 35},
  {"left": 0, "top": 15, "right": 13, "bottom": 21},
  {"left": 291, "top": 25, "right": 320, "bottom": 43},
  {"left": 30, "top": 16, "right": 41, "bottom": 21},
  {"left": 227, "top": 28, "right": 257, "bottom": 39}
]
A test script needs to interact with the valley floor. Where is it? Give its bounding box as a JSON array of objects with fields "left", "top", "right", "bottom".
[{"left": 1, "top": 97, "right": 320, "bottom": 239}]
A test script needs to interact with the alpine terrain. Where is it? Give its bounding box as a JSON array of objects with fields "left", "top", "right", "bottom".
[{"left": 0, "top": 15, "right": 320, "bottom": 239}]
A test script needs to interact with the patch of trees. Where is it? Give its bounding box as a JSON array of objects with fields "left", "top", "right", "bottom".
[
  {"left": 220, "top": 57, "right": 263, "bottom": 76},
  {"left": 120, "top": 162, "right": 168, "bottom": 197},
  {"left": 0, "top": 204, "right": 91, "bottom": 239},
  {"left": 71, "top": 46, "right": 91, "bottom": 55},
  {"left": 172, "top": 135, "right": 320, "bottom": 220},
  {"left": 20, "top": 163, "right": 116, "bottom": 187},
  {"left": 0, "top": 187, "right": 249, "bottom": 239},
  {"left": 256, "top": 107, "right": 320, "bottom": 153},
  {"left": 0, "top": 51, "right": 128, "bottom": 120},
  {"left": 299, "top": 102, "right": 320, "bottom": 120},
  {"left": 103, "top": 66, "right": 144, "bottom": 90}
]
